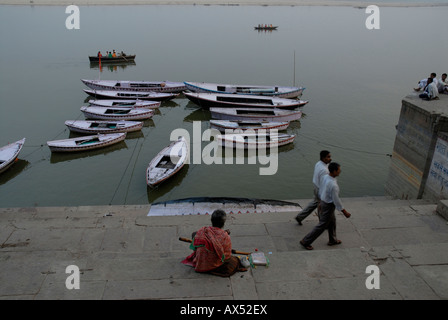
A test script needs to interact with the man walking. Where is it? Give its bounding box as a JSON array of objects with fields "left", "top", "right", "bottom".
[
  {"left": 295, "top": 150, "right": 332, "bottom": 225},
  {"left": 300, "top": 162, "right": 351, "bottom": 250}
]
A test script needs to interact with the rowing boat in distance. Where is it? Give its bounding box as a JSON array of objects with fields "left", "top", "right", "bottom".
[
  {"left": 47, "top": 133, "right": 126, "bottom": 152},
  {"left": 184, "top": 81, "right": 303, "bottom": 99},
  {"left": 65, "top": 120, "right": 143, "bottom": 134},
  {"left": 84, "top": 89, "right": 179, "bottom": 101},
  {"left": 254, "top": 25, "right": 278, "bottom": 30},
  {"left": 82, "top": 79, "right": 187, "bottom": 93},
  {"left": 210, "top": 107, "right": 302, "bottom": 122},
  {"left": 146, "top": 137, "right": 188, "bottom": 187},
  {"left": 88, "top": 99, "right": 161, "bottom": 109},
  {"left": 88, "top": 55, "right": 136, "bottom": 63},
  {"left": 0, "top": 138, "right": 26, "bottom": 174},
  {"left": 184, "top": 92, "right": 308, "bottom": 109},
  {"left": 209, "top": 120, "right": 290, "bottom": 132}
]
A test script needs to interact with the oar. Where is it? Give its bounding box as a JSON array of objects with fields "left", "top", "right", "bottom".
[{"left": 178, "top": 237, "right": 250, "bottom": 255}]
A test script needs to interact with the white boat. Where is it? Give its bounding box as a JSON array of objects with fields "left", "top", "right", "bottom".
[
  {"left": 184, "top": 81, "right": 304, "bottom": 99},
  {"left": 88, "top": 99, "right": 161, "bottom": 109},
  {"left": 80, "top": 106, "right": 154, "bottom": 121},
  {"left": 210, "top": 107, "right": 302, "bottom": 122},
  {"left": 146, "top": 137, "right": 188, "bottom": 187},
  {"left": 81, "top": 79, "right": 187, "bottom": 93},
  {"left": 0, "top": 138, "right": 25, "bottom": 174},
  {"left": 210, "top": 120, "right": 289, "bottom": 132},
  {"left": 84, "top": 89, "right": 179, "bottom": 101},
  {"left": 47, "top": 133, "right": 126, "bottom": 153},
  {"left": 218, "top": 132, "right": 295, "bottom": 149},
  {"left": 65, "top": 120, "right": 143, "bottom": 134},
  {"left": 184, "top": 92, "right": 308, "bottom": 109}
]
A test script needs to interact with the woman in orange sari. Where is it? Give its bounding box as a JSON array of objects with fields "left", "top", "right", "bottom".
[{"left": 182, "top": 210, "right": 246, "bottom": 277}]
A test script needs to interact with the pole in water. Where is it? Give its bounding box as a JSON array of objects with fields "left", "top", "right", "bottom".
[{"left": 293, "top": 50, "right": 296, "bottom": 87}]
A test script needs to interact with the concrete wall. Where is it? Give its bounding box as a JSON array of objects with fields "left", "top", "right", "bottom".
[{"left": 385, "top": 94, "right": 448, "bottom": 200}]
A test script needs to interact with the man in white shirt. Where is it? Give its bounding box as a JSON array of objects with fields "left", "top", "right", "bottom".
[
  {"left": 300, "top": 162, "right": 351, "bottom": 250},
  {"left": 295, "top": 150, "right": 331, "bottom": 225},
  {"left": 414, "top": 73, "right": 438, "bottom": 91},
  {"left": 419, "top": 77, "right": 439, "bottom": 100},
  {"left": 438, "top": 73, "right": 447, "bottom": 93}
]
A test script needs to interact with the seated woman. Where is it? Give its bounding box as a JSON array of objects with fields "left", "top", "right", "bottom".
[{"left": 182, "top": 209, "right": 247, "bottom": 277}]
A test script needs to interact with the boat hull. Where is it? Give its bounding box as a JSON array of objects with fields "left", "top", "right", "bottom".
[
  {"left": 88, "top": 99, "right": 161, "bottom": 109},
  {"left": 80, "top": 106, "right": 154, "bottom": 121},
  {"left": 184, "top": 81, "right": 303, "bottom": 99},
  {"left": 47, "top": 133, "right": 126, "bottom": 153},
  {"left": 185, "top": 92, "right": 307, "bottom": 109},
  {"left": 65, "top": 120, "right": 143, "bottom": 134},
  {"left": 146, "top": 138, "right": 188, "bottom": 187},
  {"left": 0, "top": 138, "right": 26, "bottom": 174},
  {"left": 84, "top": 89, "right": 178, "bottom": 101},
  {"left": 210, "top": 120, "right": 290, "bottom": 132},
  {"left": 218, "top": 133, "right": 295, "bottom": 149},
  {"left": 88, "top": 55, "right": 136, "bottom": 63},
  {"left": 210, "top": 107, "right": 302, "bottom": 122},
  {"left": 82, "top": 79, "right": 186, "bottom": 93}
]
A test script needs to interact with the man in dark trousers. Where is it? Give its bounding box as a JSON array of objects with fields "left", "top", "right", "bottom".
[
  {"left": 300, "top": 162, "right": 351, "bottom": 250},
  {"left": 295, "top": 150, "right": 332, "bottom": 225}
]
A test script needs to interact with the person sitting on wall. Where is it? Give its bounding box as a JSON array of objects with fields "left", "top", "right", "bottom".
[
  {"left": 414, "top": 73, "right": 438, "bottom": 92},
  {"left": 419, "top": 77, "right": 439, "bottom": 100},
  {"left": 437, "top": 73, "right": 448, "bottom": 94},
  {"left": 181, "top": 209, "right": 247, "bottom": 277}
]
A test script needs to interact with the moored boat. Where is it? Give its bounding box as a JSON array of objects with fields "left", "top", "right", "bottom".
[
  {"left": 82, "top": 79, "right": 186, "bottom": 93},
  {"left": 210, "top": 107, "right": 302, "bottom": 122},
  {"left": 0, "top": 138, "right": 26, "bottom": 174},
  {"left": 84, "top": 89, "right": 179, "bottom": 101},
  {"left": 217, "top": 132, "right": 295, "bottom": 149},
  {"left": 210, "top": 120, "right": 289, "bottom": 132},
  {"left": 80, "top": 106, "right": 154, "bottom": 121},
  {"left": 47, "top": 133, "right": 126, "bottom": 153},
  {"left": 88, "top": 99, "right": 161, "bottom": 109},
  {"left": 65, "top": 120, "right": 143, "bottom": 134},
  {"left": 185, "top": 92, "right": 308, "bottom": 109},
  {"left": 184, "top": 81, "right": 304, "bottom": 99},
  {"left": 146, "top": 137, "right": 188, "bottom": 187}
]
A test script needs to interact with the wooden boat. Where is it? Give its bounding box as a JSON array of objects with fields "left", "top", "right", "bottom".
[
  {"left": 210, "top": 107, "right": 302, "bottom": 122},
  {"left": 0, "top": 138, "right": 25, "bottom": 174},
  {"left": 218, "top": 132, "right": 295, "bottom": 149},
  {"left": 88, "top": 99, "right": 161, "bottom": 109},
  {"left": 88, "top": 55, "right": 136, "bottom": 63},
  {"left": 184, "top": 81, "right": 303, "bottom": 99},
  {"left": 210, "top": 120, "right": 289, "bottom": 132},
  {"left": 65, "top": 120, "right": 143, "bottom": 134},
  {"left": 82, "top": 79, "right": 186, "bottom": 93},
  {"left": 254, "top": 25, "right": 278, "bottom": 30},
  {"left": 146, "top": 137, "right": 188, "bottom": 187},
  {"left": 84, "top": 89, "right": 178, "bottom": 101},
  {"left": 80, "top": 106, "right": 154, "bottom": 121},
  {"left": 185, "top": 92, "right": 308, "bottom": 109},
  {"left": 47, "top": 133, "right": 126, "bottom": 153}
]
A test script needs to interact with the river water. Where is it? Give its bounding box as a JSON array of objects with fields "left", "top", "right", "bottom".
[{"left": 0, "top": 4, "right": 447, "bottom": 207}]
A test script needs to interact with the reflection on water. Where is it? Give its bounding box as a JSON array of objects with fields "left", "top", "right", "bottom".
[
  {"left": 89, "top": 61, "right": 137, "bottom": 73},
  {"left": 49, "top": 140, "right": 128, "bottom": 164},
  {"left": 0, "top": 159, "right": 30, "bottom": 186}
]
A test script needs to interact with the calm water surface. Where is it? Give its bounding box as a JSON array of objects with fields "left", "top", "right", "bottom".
[{"left": 0, "top": 4, "right": 447, "bottom": 207}]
